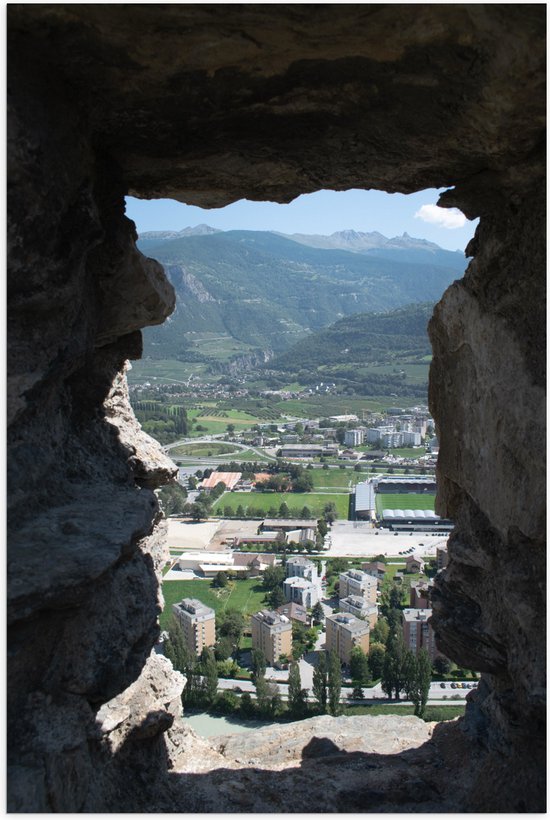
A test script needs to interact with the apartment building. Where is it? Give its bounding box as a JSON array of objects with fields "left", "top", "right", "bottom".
[
  {"left": 410, "top": 579, "right": 432, "bottom": 608},
  {"left": 325, "top": 612, "right": 370, "bottom": 664},
  {"left": 250, "top": 609, "right": 293, "bottom": 665},
  {"left": 402, "top": 608, "right": 439, "bottom": 660},
  {"left": 286, "top": 556, "right": 318, "bottom": 583},
  {"left": 344, "top": 429, "right": 364, "bottom": 447},
  {"left": 339, "top": 596, "right": 378, "bottom": 628},
  {"left": 339, "top": 569, "right": 378, "bottom": 604},
  {"left": 172, "top": 598, "right": 216, "bottom": 656},
  {"left": 283, "top": 576, "right": 319, "bottom": 608}
]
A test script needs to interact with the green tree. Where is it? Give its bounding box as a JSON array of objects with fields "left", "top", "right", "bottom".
[
  {"left": 368, "top": 642, "right": 386, "bottom": 679},
  {"left": 267, "top": 585, "right": 285, "bottom": 609},
  {"left": 323, "top": 502, "right": 338, "bottom": 523},
  {"left": 262, "top": 564, "right": 285, "bottom": 590},
  {"left": 227, "top": 423, "right": 235, "bottom": 434},
  {"left": 354, "top": 463, "right": 363, "bottom": 472},
  {"left": 317, "top": 518, "right": 328, "bottom": 538},
  {"left": 301, "top": 506, "right": 312, "bottom": 519},
  {"left": 236, "top": 503, "right": 245, "bottom": 517},
  {"left": 433, "top": 655, "right": 452, "bottom": 676},
  {"left": 311, "top": 601, "right": 324, "bottom": 624},
  {"left": 212, "top": 570, "right": 228, "bottom": 588},
  {"left": 371, "top": 618, "right": 390, "bottom": 646},
  {"left": 190, "top": 502, "right": 208, "bottom": 521},
  {"left": 218, "top": 610, "right": 244, "bottom": 649},
  {"left": 164, "top": 616, "right": 192, "bottom": 675},
  {"left": 279, "top": 501, "right": 290, "bottom": 518},
  {"left": 214, "top": 635, "right": 234, "bottom": 661},
  {"left": 267, "top": 506, "right": 278, "bottom": 518},
  {"left": 404, "top": 648, "right": 432, "bottom": 717},
  {"left": 240, "top": 692, "right": 255, "bottom": 717},
  {"left": 349, "top": 646, "right": 371, "bottom": 684},
  {"left": 254, "top": 673, "right": 271, "bottom": 715},
  {"left": 199, "top": 646, "right": 218, "bottom": 705},
  {"left": 251, "top": 648, "right": 267, "bottom": 682},
  {"left": 381, "top": 627, "right": 407, "bottom": 699},
  {"left": 351, "top": 685, "right": 364, "bottom": 700},
  {"left": 223, "top": 505, "right": 234, "bottom": 517},
  {"left": 327, "top": 650, "right": 342, "bottom": 716},
  {"left": 312, "top": 651, "right": 328, "bottom": 713},
  {"left": 288, "top": 662, "right": 308, "bottom": 717}
]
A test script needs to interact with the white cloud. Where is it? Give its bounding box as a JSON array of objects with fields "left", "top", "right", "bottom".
[{"left": 414, "top": 203, "right": 467, "bottom": 229}]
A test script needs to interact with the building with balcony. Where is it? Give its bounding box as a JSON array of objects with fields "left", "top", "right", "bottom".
[
  {"left": 402, "top": 608, "right": 439, "bottom": 660},
  {"left": 172, "top": 598, "right": 216, "bottom": 656},
  {"left": 325, "top": 612, "right": 370, "bottom": 664},
  {"left": 285, "top": 556, "right": 318, "bottom": 583},
  {"left": 339, "top": 569, "right": 378, "bottom": 604},
  {"left": 283, "top": 576, "right": 319, "bottom": 608},
  {"left": 339, "top": 596, "right": 378, "bottom": 628},
  {"left": 250, "top": 609, "right": 293, "bottom": 665}
]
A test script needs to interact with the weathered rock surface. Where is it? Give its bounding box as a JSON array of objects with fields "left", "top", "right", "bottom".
[{"left": 7, "top": 4, "right": 545, "bottom": 813}]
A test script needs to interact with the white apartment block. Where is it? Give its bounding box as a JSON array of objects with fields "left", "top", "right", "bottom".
[
  {"left": 285, "top": 556, "right": 318, "bottom": 584},
  {"left": 344, "top": 429, "right": 364, "bottom": 447},
  {"left": 402, "top": 431, "right": 422, "bottom": 446},
  {"left": 283, "top": 576, "right": 319, "bottom": 608}
]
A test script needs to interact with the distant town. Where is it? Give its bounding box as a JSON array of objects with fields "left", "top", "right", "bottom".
[{"left": 151, "top": 402, "right": 474, "bottom": 724}]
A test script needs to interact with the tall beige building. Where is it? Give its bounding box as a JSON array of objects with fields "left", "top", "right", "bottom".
[
  {"left": 402, "top": 608, "right": 439, "bottom": 660},
  {"left": 172, "top": 598, "right": 216, "bottom": 656},
  {"left": 325, "top": 612, "right": 370, "bottom": 664},
  {"left": 250, "top": 609, "right": 292, "bottom": 665},
  {"left": 339, "top": 569, "right": 377, "bottom": 604}
]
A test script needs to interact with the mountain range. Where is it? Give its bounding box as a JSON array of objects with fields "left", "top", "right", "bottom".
[{"left": 136, "top": 226, "right": 466, "bottom": 364}]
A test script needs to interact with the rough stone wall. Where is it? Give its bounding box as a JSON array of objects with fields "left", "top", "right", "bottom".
[{"left": 7, "top": 4, "right": 545, "bottom": 813}]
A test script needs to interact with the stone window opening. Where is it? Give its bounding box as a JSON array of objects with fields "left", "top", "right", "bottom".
[{"left": 7, "top": 5, "right": 545, "bottom": 813}]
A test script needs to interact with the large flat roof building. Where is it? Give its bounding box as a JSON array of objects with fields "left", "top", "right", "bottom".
[
  {"left": 325, "top": 612, "right": 370, "bottom": 664},
  {"left": 250, "top": 609, "right": 292, "bottom": 665},
  {"left": 172, "top": 598, "right": 216, "bottom": 656}
]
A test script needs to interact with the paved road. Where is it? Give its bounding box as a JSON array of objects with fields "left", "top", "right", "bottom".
[
  {"left": 165, "top": 436, "right": 276, "bottom": 462},
  {"left": 217, "top": 675, "right": 474, "bottom": 705}
]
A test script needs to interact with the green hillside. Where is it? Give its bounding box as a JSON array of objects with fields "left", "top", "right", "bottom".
[
  {"left": 268, "top": 302, "right": 434, "bottom": 397},
  {"left": 137, "top": 230, "right": 464, "bottom": 364}
]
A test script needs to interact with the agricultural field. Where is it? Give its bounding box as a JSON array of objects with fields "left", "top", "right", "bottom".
[
  {"left": 127, "top": 358, "right": 210, "bottom": 384},
  {"left": 160, "top": 578, "right": 267, "bottom": 630},
  {"left": 271, "top": 395, "right": 425, "bottom": 419},
  {"left": 169, "top": 441, "right": 241, "bottom": 457},
  {"left": 187, "top": 406, "right": 281, "bottom": 437},
  {"left": 356, "top": 361, "right": 430, "bottom": 385},
  {"left": 375, "top": 493, "right": 437, "bottom": 514},
  {"left": 215, "top": 491, "right": 350, "bottom": 519}
]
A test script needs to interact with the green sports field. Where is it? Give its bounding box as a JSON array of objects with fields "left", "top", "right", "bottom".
[
  {"left": 215, "top": 491, "right": 350, "bottom": 519},
  {"left": 375, "top": 493, "right": 436, "bottom": 514},
  {"left": 160, "top": 577, "right": 267, "bottom": 629}
]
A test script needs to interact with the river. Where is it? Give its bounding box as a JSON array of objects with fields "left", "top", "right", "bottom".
[{"left": 183, "top": 710, "right": 276, "bottom": 737}]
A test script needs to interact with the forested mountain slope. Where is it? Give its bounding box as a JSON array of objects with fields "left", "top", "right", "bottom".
[{"left": 136, "top": 229, "right": 465, "bottom": 361}]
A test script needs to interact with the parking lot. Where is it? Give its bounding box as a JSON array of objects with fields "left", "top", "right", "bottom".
[{"left": 325, "top": 521, "right": 449, "bottom": 557}]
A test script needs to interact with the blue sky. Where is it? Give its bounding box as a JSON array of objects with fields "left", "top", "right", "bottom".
[{"left": 125, "top": 187, "right": 478, "bottom": 252}]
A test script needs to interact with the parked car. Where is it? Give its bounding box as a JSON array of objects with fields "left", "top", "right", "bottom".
[
  {"left": 440, "top": 682, "right": 446, "bottom": 688},
  {"left": 451, "top": 683, "right": 457, "bottom": 689}
]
